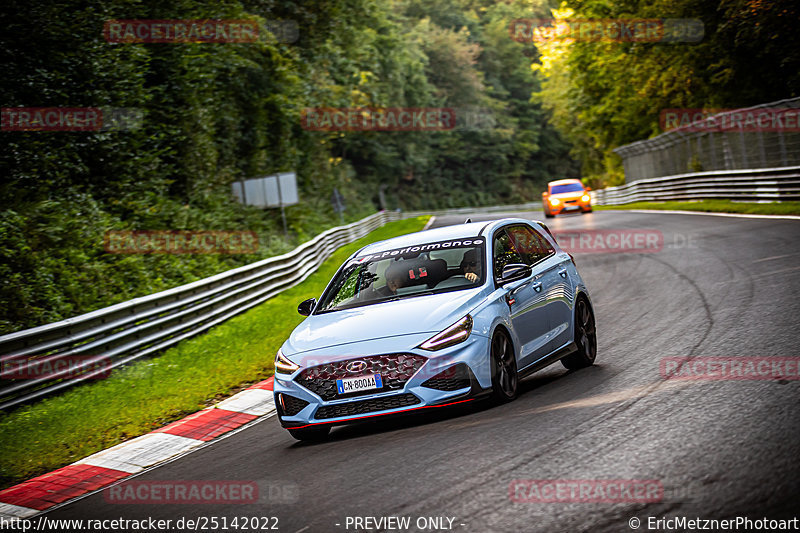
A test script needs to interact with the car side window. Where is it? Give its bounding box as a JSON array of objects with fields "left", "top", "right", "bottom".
[
  {"left": 506, "top": 225, "right": 555, "bottom": 265},
  {"left": 493, "top": 229, "right": 524, "bottom": 278}
]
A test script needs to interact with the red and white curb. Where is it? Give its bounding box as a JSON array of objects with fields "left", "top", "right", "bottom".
[{"left": 0, "top": 377, "right": 275, "bottom": 519}]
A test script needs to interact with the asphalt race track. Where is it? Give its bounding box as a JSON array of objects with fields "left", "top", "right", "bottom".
[{"left": 46, "top": 209, "right": 800, "bottom": 532}]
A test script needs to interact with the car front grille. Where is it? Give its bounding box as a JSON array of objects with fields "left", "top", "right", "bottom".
[
  {"left": 421, "top": 363, "right": 473, "bottom": 391},
  {"left": 314, "top": 393, "right": 421, "bottom": 420},
  {"left": 295, "top": 354, "right": 428, "bottom": 400},
  {"left": 278, "top": 394, "right": 309, "bottom": 416}
]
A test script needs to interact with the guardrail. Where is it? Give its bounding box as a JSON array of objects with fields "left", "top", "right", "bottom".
[
  {"left": 0, "top": 211, "right": 401, "bottom": 411},
  {"left": 591, "top": 166, "right": 800, "bottom": 205}
]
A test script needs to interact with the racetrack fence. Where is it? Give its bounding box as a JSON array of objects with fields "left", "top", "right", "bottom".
[
  {"left": 603, "top": 97, "right": 800, "bottom": 204},
  {"left": 0, "top": 211, "right": 401, "bottom": 411},
  {"left": 614, "top": 97, "right": 800, "bottom": 182}
]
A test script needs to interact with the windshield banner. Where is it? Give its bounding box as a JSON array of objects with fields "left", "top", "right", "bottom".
[{"left": 355, "top": 237, "right": 485, "bottom": 262}]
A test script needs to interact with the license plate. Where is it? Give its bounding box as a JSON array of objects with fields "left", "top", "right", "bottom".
[
  {"left": 336, "top": 374, "right": 383, "bottom": 395},
  {"left": 563, "top": 205, "right": 579, "bottom": 211}
]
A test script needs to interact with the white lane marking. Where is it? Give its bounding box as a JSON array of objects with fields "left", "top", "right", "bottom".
[
  {"left": 423, "top": 216, "right": 437, "bottom": 230},
  {"left": 76, "top": 433, "right": 203, "bottom": 474},
  {"left": 752, "top": 253, "right": 798, "bottom": 263},
  {"left": 0, "top": 502, "right": 39, "bottom": 519},
  {"left": 216, "top": 389, "right": 276, "bottom": 416},
  {"left": 621, "top": 209, "right": 800, "bottom": 221},
  {"left": 747, "top": 265, "right": 800, "bottom": 280}
]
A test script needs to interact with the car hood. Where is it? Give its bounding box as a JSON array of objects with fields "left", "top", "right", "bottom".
[{"left": 285, "top": 289, "right": 486, "bottom": 355}]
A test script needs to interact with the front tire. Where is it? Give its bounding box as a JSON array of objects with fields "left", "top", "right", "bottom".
[
  {"left": 490, "top": 330, "right": 518, "bottom": 402},
  {"left": 561, "top": 297, "right": 597, "bottom": 370},
  {"left": 544, "top": 212, "right": 554, "bottom": 218},
  {"left": 287, "top": 426, "right": 331, "bottom": 442}
]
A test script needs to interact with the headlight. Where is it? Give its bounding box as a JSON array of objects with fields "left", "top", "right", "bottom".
[
  {"left": 419, "top": 315, "right": 473, "bottom": 351},
  {"left": 581, "top": 194, "right": 591, "bottom": 202},
  {"left": 275, "top": 349, "right": 300, "bottom": 374},
  {"left": 549, "top": 198, "right": 560, "bottom": 206}
]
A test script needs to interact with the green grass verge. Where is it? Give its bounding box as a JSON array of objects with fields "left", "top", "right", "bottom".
[
  {"left": 594, "top": 200, "right": 800, "bottom": 216},
  {"left": 0, "top": 216, "right": 430, "bottom": 489}
]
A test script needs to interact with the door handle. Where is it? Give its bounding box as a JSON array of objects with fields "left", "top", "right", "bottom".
[
  {"left": 531, "top": 281, "right": 543, "bottom": 292},
  {"left": 558, "top": 268, "right": 568, "bottom": 279}
]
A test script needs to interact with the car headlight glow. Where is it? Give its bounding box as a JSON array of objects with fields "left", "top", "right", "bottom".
[
  {"left": 549, "top": 198, "right": 561, "bottom": 206},
  {"left": 581, "top": 194, "right": 591, "bottom": 202},
  {"left": 419, "top": 315, "right": 473, "bottom": 351},
  {"left": 275, "top": 349, "right": 300, "bottom": 374}
]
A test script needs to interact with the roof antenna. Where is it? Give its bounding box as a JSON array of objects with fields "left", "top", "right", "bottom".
[{"left": 464, "top": 218, "right": 472, "bottom": 223}]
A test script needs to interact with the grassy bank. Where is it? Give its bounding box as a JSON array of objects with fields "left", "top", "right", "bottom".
[
  {"left": 594, "top": 200, "right": 800, "bottom": 216},
  {"left": 0, "top": 216, "right": 429, "bottom": 489}
]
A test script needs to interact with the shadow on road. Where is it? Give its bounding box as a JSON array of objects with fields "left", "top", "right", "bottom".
[{"left": 286, "top": 363, "right": 608, "bottom": 447}]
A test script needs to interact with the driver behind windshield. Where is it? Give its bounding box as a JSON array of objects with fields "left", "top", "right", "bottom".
[
  {"left": 460, "top": 249, "right": 481, "bottom": 283},
  {"left": 375, "top": 263, "right": 406, "bottom": 297}
]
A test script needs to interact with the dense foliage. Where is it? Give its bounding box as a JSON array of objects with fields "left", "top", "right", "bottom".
[
  {"left": 536, "top": 0, "right": 800, "bottom": 186},
  {"left": 6, "top": 0, "right": 791, "bottom": 333},
  {"left": 0, "top": 0, "right": 578, "bottom": 333}
]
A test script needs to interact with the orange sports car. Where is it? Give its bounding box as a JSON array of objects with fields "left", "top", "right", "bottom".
[{"left": 542, "top": 179, "right": 592, "bottom": 218}]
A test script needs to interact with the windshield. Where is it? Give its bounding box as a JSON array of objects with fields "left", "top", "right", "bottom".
[
  {"left": 550, "top": 183, "right": 585, "bottom": 194},
  {"left": 315, "top": 237, "right": 486, "bottom": 313}
]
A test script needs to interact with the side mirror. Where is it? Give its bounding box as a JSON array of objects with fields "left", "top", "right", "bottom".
[
  {"left": 585, "top": 186, "right": 592, "bottom": 191},
  {"left": 297, "top": 298, "right": 317, "bottom": 316},
  {"left": 498, "top": 264, "right": 532, "bottom": 286},
  {"left": 542, "top": 191, "right": 549, "bottom": 197}
]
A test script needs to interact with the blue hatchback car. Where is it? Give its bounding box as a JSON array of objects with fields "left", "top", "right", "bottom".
[{"left": 274, "top": 218, "right": 597, "bottom": 440}]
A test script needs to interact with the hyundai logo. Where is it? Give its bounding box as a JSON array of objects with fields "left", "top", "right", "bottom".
[{"left": 346, "top": 360, "right": 368, "bottom": 373}]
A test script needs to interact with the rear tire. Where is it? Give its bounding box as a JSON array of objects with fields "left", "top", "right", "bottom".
[
  {"left": 287, "top": 426, "right": 331, "bottom": 442},
  {"left": 490, "top": 330, "right": 518, "bottom": 402},
  {"left": 561, "top": 297, "right": 597, "bottom": 370}
]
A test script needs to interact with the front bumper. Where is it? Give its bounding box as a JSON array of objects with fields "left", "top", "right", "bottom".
[
  {"left": 273, "top": 334, "right": 491, "bottom": 429},
  {"left": 546, "top": 197, "right": 591, "bottom": 214}
]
